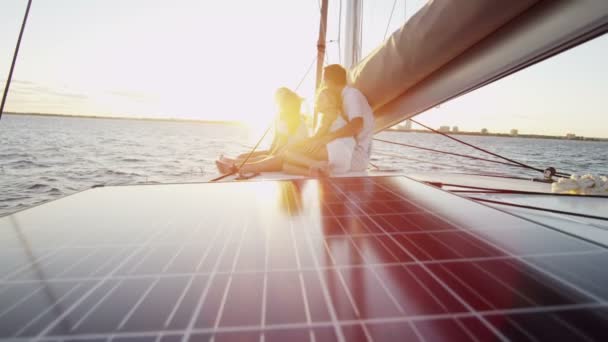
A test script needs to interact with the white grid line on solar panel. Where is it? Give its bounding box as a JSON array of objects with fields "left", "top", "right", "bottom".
[
  {"left": 0, "top": 224, "right": 566, "bottom": 283},
  {"left": 286, "top": 197, "right": 316, "bottom": 342},
  {"left": 371, "top": 179, "right": 608, "bottom": 304},
  {"left": 0, "top": 285, "right": 46, "bottom": 321},
  {"left": 164, "top": 222, "right": 224, "bottom": 328},
  {"left": 329, "top": 178, "right": 510, "bottom": 341},
  {"left": 0, "top": 217, "right": 173, "bottom": 282},
  {"left": 439, "top": 221, "right": 606, "bottom": 303},
  {"left": 327, "top": 209, "right": 405, "bottom": 315},
  {"left": 503, "top": 316, "right": 539, "bottom": 341},
  {"left": 490, "top": 257, "right": 586, "bottom": 305},
  {"left": 416, "top": 224, "right": 607, "bottom": 306},
  {"left": 277, "top": 185, "right": 338, "bottom": 342},
  {"left": 525, "top": 253, "right": 608, "bottom": 301},
  {"left": 318, "top": 238, "right": 361, "bottom": 318},
  {"left": 33, "top": 220, "right": 174, "bottom": 340},
  {"left": 162, "top": 220, "right": 205, "bottom": 274},
  {"left": 52, "top": 249, "right": 99, "bottom": 279},
  {"left": 0, "top": 249, "right": 63, "bottom": 282},
  {"left": 333, "top": 210, "right": 469, "bottom": 342},
  {"left": 88, "top": 248, "right": 133, "bottom": 278},
  {"left": 1, "top": 250, "right": 604, "bottom": 287},
  {"left": 12, "top": 302, "right": 608, "bottom": 342},
  {"left": 181, "top": 215, "right": 241, "bottom": 342},
  {"left": 548, "top": 313, "right": 597, "bottom": 341},
  {"left": 409, "top": 321, "right": 425, "bottom": 342},
  {"left": 0, "top": 226, "right": 470, "bottom": 253},
  {"left": 368, "top": 177, "right": 607, "bottom": 337},
  {"left": 354, "top": 216, "right": 478, "bottom": 339},
  {"left": 0, "top": 207, "right": 468, "bottom": 244},
  {"left": 0, "top": 218, "right": 464, "bottom": 257},
  {"left": 330, "top": 190, "right": 487, "bottom": 340},
  {"left": 211, "top": 219, "right": 250, "bottom": 333},
  {"left": 2, "top": 176, "right": 604, "bottom": 340},
  {"left": 296, "top": 191, "right": 346, "bottom": 342},
  {"left": 73, "top": 223, "right": 189, "bottom": 333},
  {"left": 260, "top": 211, "right": 269, "bottom": 341},
  {"left": 397, "top": 232, "right": 552, "bottom": 311},
  {"left": 124, "top": 247, "right": 157, "bottom": 275},
  {"left": 116, "top": 278, "right": 161, "bottom": 330},
  {"left": 69, "top": 279, "right": 124, "bottom": 331}
]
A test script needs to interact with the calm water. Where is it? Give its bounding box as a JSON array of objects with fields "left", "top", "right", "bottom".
[{"left": 1, "top": 114, "right": 607, "bottom": 216}]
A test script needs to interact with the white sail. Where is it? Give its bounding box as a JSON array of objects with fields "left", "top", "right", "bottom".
[
  {"left": 343, "top": 0, "right": 362, "bottom": 68},
  {"left": 349, "top": 0, "right": 608, "bottom": 131}
]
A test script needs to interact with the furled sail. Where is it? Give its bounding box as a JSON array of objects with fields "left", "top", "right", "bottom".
[{"left": 349, "top": 0, "right": 608, "bottom": 132}]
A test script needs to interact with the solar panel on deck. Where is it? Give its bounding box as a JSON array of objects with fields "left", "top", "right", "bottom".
[{"left": 0, "top": 176, "right": 607, "bottom": 341}]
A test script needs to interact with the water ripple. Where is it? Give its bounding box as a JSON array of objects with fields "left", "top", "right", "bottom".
[{"left": 1, "top": 114, "right": 606, "bottom": 216}]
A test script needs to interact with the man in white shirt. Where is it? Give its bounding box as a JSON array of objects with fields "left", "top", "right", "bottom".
[{"left": 306, "top": 64, "right": 374, "bottom": 172}]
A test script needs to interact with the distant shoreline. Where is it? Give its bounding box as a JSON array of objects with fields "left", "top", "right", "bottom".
[
  {"left": 3, "top": 112, "right": 243, "bottom": 126},
  {"left": 5, "top": 112, "right": 607, "bottom": 141},
  {"left": 386, "top": 128, "right": 608, "bottom": 142}
]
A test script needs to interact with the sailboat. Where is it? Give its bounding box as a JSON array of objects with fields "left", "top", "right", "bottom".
[{"left": 1, "top": 0, "right": 608, "bottom": 341}]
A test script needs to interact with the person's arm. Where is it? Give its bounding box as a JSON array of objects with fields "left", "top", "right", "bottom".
[
  {"left": 304, "top": 117, "right": 363, "bottom": 153},
  {"left": 312, "top": 112, "right": 336, "bottom": 138}
]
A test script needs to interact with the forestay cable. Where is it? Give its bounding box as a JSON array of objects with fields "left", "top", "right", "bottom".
[
  {"left": 410, "top": 119, "right": 571, "bottom": 177},
  {"left": 0, "top": 0, "right": 33, "bottom": 120},
  {"left": 373, "top": 138, "right": 523, "bottom": 169}
]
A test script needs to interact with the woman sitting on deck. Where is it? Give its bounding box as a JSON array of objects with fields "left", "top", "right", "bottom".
[
  {"left": 221, "top": 87, "right": 356, "bottom": 176},
  {"left": 216, "top": 87, "right": 308, "bottom": 171}
]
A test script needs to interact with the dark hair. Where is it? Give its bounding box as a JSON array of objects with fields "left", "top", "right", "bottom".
[{"left": 323, "top": 64, "right": 347, "bottom": 87}]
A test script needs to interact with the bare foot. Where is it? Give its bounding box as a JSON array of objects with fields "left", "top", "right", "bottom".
[
  {"left": 215, "top": 159, "right": 236, "bottom": 174},
  {"left": 220, "top": 155, "right": 235, "bottom": 163}
]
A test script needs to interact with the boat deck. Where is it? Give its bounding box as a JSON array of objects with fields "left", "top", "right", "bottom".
[{"left": 1, "top": 176, "right": 607, "bottom": 341}]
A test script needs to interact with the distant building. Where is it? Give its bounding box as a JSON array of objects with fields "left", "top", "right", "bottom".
[
  {"left": 510, "top": 129, "right": 518, "bottom": 136},
  {"left": 439, "top": 126, "right": 450, "bottom": 132},
  {"left": 566, "top": 133, "right": 576, "bottom": 139},
  {"left": 452, "top": 126, "right": 459, "bottom": 133},
  {"left": 404, "top": 120, "right": 412, "bottom": 130},
  {"left": 481, "top": 128, "right": 489, "bottom": 134}
]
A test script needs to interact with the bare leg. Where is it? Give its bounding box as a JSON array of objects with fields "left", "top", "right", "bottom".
[
  {"left": 283, "top": 148, "right": 331, "bottom": 174},
  {"left": 223, "top": 154, "right": 270, "bottom": 165},
  {"left": 283, "top": 162, "right": 314, "bottom": 176},
  {"left": 238, "top": 155, "right": 284, "bottom": 174},
  {"left": 215, "top": 159, "right": 236, "bottom": 174},
  {"left": 236, "top": 150, "right": 269, "bottom": 159}
]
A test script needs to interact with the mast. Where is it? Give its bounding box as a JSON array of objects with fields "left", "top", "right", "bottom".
[
  {"left": 313, "top": 0, "right": 329, "bottom": 129},
  {"left": 344, "top": 0, "right": 362, "bottom": 69}
]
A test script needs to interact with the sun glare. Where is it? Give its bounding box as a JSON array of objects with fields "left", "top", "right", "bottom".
[{"left": 3, "top": 0, "right": 321, "bottom": 127}]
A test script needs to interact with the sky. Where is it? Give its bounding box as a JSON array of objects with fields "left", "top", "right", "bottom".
[{"left": 1, "top": 0, "right": 607, "bottom": 138}]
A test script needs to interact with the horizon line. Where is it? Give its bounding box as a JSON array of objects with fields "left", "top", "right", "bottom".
[
  {"left": 2, "top": 111, "right": 245, "bottom": 126},
  {"left": 4, "top": 111, "right": 608, "bottom": 140}
]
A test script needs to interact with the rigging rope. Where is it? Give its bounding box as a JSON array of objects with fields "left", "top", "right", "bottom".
[
  {"left": 468, "top": 196, "right": 608, "bottom": 222},
  {"left": 337, "top": 0, "right": 343, "bottom": 64},
  {"left": 409, "top": 119, "right": 571, "bottom": 177},
  {"left": 383, "top": 0, "right": 398, "bottom": 40},
  {"left": 294, "top": 55, "right": 318, "bottom": 92},
  {"left": 427, "top": 182, "right": 608, "bottom": 198},
  {"left": 211, "top": 52, "right": 320, "bottom": 182},
  {"left": 0, "top": 0, "right": 33, "bottom": 120},
  {"left": 209, "top": 124, "right": 273, "bottom": 182},
  {"left": 373, "top": 138, "right": 524, "bottom": 169},
  {"left": 374, "top": 150, "right": 486, "bottom": 173}
]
